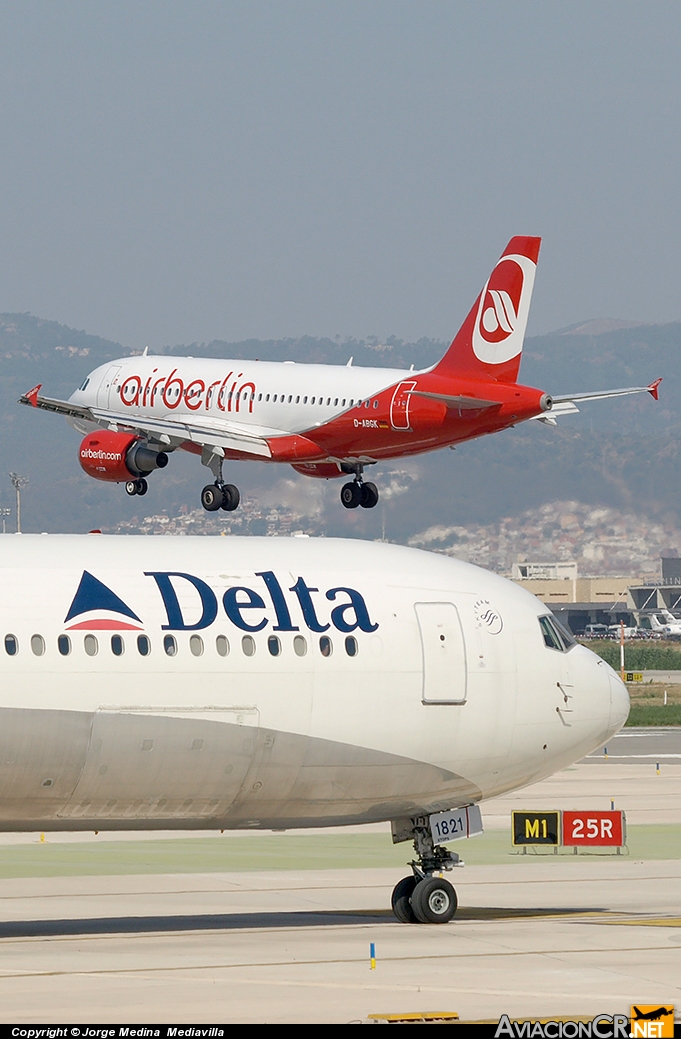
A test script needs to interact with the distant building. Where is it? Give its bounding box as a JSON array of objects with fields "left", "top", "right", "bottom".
[
  {"left": 512, "top": 561, "right": 642, "bottom": 633},
  {"left": 512, "top": 561, "right": 578, "bottom": 581},
  {"left": 661, "top": 556, "right": 681, "bottom": 583}
]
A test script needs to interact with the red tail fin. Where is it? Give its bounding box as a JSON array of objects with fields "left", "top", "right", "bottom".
[{"left": 433, "top": 236, "right": 541, "bottom": 383}]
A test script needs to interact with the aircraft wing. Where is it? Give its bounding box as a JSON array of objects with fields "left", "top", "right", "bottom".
[
  {"left": 92, "top": 408, "right": 275, "bottom": 458},
  {"left": 532, "top": 379, "right": 661, "bottom": 425},
  {"left": 18, "top": 386, "right": 94, "bottom": 422},
  {"left": 19, "top": 385, "right": 277, "bottom": 459}
]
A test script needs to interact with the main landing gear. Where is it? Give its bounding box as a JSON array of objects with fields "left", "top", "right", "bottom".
[
  {"left": 340, "top": 464, "right": 379, "bottom": 510},
  {"left": 201, "top": 482, "right": 240, "bottom": 512},
  {"left": 200, "top": 448, "right": 240, "bottom": 512},
  {"left": 125, "top": 478, "right": 148, "bottom": 496},
  {"left": 390, "top": 815, "right": 461, "bottom": 924}
]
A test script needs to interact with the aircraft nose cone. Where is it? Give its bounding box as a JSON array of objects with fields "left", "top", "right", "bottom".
[{"left": 608, "top": 670, "right": 630, "bottom": 735}]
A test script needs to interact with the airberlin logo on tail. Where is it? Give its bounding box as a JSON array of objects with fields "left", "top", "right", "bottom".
[
  {"left": 472, "top": 253, "right": 536, "bottom": 367},
  {"left": 63, "top": 570, "right": 379, "bottom": 635}
]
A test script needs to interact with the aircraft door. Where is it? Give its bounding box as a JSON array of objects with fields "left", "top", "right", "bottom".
[
  {"left": 96, "top": 365, "right": 122, "bottom": 409},
  {"left": 415, "top": 601, "right": 467, "bottom": 704},
  {"left": 390, "top": 381, "right": 417, "bottom": 430}
]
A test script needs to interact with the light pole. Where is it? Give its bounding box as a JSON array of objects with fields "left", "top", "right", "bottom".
[
  {"left": 9, "top": 473, "right": 28, "bottom": 533},
  {"left": 0, "top": 508, "right": 10, "bottom": 534}
]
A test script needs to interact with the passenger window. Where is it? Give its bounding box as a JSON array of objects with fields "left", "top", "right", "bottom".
[
  {"left": 288, "top": 395, "right": 292, "bottom": 403},
  {"left": 373, "top": 400, "right": 379, "bottom": 409},
  {"left": 268, "top": 635, "right": 281, "bottom": 656},
  {"left": 84, "top": 634, "right": 98, "bottom": 657},
  {"left": 137, "top": 634, "right": 151, "bottom": 656},
  {"left": 539, "top": 616, "right": 564, "bottom": 652},
  {"left": 319, "top": 635, "right": 333, "bottom": 657},
  {"left": 295, "top": 395, "right": 300, "bottom": 404},
  {"left": 4, "top": 634, "right": 18, "bottom": 656},
  {"left": 31, "top": 634, "right": 45, "bottom": 656},
  {"left": 163, "top": 634, "right": 177, "bottom": 657},
  {"left": 190, "top": 634, "right": 204, "bottom": 657},
  {"left": 293, "top": 635, "right": 307, "bottom": 657},
  {"left": 303, "top": 396, "right": 308, "bottom": 404},
  {"left": 333, "top": 398, "right": 338, "bottom": 406},
  {"left": 111, "top": 634, "right": 124, "bottom": 656},
  {"left": 344, "top": 636, "right": 358, "bottom": 657},
  {"left": 58, "top": 634, "right": 71, "bottom": 656},
  {"left": 342, "top": 398, "right": 346, "bottom": 406},
  {"left": 216, "top": 635, "right": 230, "bottom": 657},
  {"left": 242, "top": 635, "right": 255, "bottom": 656}
]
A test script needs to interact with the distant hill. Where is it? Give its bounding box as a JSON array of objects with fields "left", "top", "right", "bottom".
[{"left": 0, "top": 312, "right": 677, "bottom": 537}]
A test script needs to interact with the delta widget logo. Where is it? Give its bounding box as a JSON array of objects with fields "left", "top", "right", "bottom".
[{"left": 64, "top": 571, "right": 143, "bottom": 631}]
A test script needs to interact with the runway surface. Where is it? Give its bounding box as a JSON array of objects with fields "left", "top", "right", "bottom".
[
  {"left": 0, "top": 730, "right": 678, "bottom": 1024},
  {"left": 584, "top": 726, "right": 681, "bottom": 762}
]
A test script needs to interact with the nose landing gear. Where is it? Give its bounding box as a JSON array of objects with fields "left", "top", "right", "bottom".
[
  {"left": 340, "top": 464, "right": 379, "bottom": 509},
  {"left": 390, "top": 815, "right": 461, "bottom": 924}
]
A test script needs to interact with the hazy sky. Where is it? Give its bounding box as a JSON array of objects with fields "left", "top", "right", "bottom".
[{"left": 1, "top": 1, "right": 680, "bottom": 350}]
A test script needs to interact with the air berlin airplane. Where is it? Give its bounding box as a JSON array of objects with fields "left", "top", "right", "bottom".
[{"left": 21, "top": 237, "right": 660, "bottom": 512}]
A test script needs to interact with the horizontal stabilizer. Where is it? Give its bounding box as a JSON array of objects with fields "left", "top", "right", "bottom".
[
  {"left": 530, "top": 401, "right": 580, "bottom": 424},
  {"left": 551, "top": 381, "right": 661, "bottom": 405}
]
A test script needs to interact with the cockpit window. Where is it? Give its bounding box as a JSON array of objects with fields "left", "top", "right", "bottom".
[
  {"left": 539, "top": 614, "right": 575, "bottom": 652},
  {"left": 552, "top": 616, "right": 576, "bottom": 649},
  {"left": 79, "top": 377, "right": 90, "bottom": 392}
]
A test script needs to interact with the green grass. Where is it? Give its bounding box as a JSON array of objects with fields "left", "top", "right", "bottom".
[
  {"left": 0, "top": 824, "right": 679, "bottom": 878},
  {"left": 626, "top": 703, "right": 681, "bottom": 726},
  {"left": 582, "top": 641, "right": 681, "bottom": 670}
]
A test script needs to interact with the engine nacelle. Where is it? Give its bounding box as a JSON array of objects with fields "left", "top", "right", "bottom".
[{"left": 79, "top": 431, "right": 168, "bottom": 483}]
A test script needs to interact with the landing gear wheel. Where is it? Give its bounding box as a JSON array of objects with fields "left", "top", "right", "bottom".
[
  {"left": 340, "top": 482, "right": 361, "bottom": 509},
  {"left": 411, "top": 876, "right": 457, "bottom": 924},
  {"left": 201, "top": 484, "right": 223, "bottom": 511},
  {"left": 360, "top": 481, "right": 379, "bottom": 509},
  {"left": 125, "top": 479, "right": 148, "bottom": 496},
  {"left": 220, "top": 484, "right": 240, "bottom": 512},
  {"left": 391, "top": 875, "right": 418, "bottom": 924}
]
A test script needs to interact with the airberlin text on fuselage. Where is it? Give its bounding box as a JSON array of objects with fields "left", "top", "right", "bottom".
[
  {"left": 120, "top": 368, "right": 256, "bottom": 414},
  {"left": 141, "top": 571, "right": 378, "bottom": 634}
]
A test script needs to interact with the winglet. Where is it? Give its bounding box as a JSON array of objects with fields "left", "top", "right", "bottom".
[
  {"left": 648, "top": 378, "right": 662, "bottom": 401},
  {"left": 25, "top": 384, "right": 41, "bottom": 407}
]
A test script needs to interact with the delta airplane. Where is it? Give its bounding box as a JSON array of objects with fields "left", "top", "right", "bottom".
[
  {"left": 0, "top": 533, "right": 628, "bottom": 923},
  {"left": 20, "top": 237, "right": 660, "bottom": 513}
]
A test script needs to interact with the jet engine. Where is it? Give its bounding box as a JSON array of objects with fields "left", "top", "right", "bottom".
[{"left": 79, "top": 430, "right": 168, "bottom": 483}]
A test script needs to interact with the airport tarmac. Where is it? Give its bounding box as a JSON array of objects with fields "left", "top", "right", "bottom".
[{"left": 0, "top": 730, "right": 678, "bottom": 1024}]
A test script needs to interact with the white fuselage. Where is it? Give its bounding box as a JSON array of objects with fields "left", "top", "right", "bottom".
[
  {"left": 72, "top": 356, "right": 406, "bottom": 436},
  {"left": 0, "top": 535, "right": 628, "bottom": 831}
]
